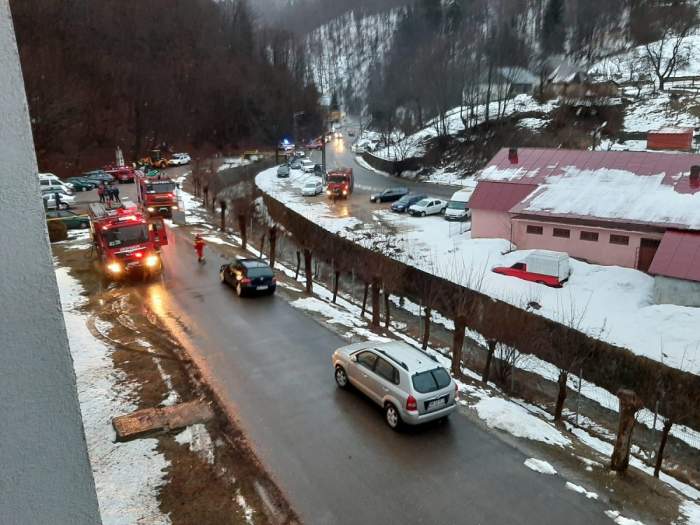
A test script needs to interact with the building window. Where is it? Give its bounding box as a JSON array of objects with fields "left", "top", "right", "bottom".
[
  {"left": 552, "top": 228, "right": 570, "bottom": 238},
  {"left": 526, "top": 225, "right": 543, "bottom": 235},
  {"left": 609, "top": 234, "right": 629, "bottom": 246},
  {"left": 580, "top": 231, "right": 599, "bottom": 242}
]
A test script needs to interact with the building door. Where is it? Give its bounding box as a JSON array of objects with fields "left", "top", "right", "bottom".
[{"left": 637, "top": 238, "right": 661, "bottom": 272}]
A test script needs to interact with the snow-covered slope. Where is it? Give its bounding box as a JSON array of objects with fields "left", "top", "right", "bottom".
[{"left": 304, "top": 8, "right": 403, "bottom": 109}]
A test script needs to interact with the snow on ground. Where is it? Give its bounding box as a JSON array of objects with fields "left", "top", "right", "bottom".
[
  {"left": 473, "top": 397, "right": 571, "bottom": 447},
  {"left": 372, "top": 95, "right": 557, "bottom": 160},
  {"left": 565, "top": 481, "right": 599, "bottom": 500},
  {"left": 679, "top": 500, "right": 700, "bottom": 525},
  {"left": 604, "top": 510, "right": 646, "bottom": 525},
  {"left": 55, "top": 266, "right": 171, "bottom": 525},
  {"left": 622, "top": 90, "right": 699, "bottom": 133},
  {"left": 175, "top": 424, "right": 215, "bottom": 465},
  {"left": 256, "top": 166, "right": 700, "bottom": 375},
  {"left": 524, "top": 458, "right": 558, "bottom": 475}
]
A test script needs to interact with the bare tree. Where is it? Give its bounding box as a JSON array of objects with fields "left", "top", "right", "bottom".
[{"left": 644, "top": 26, "right": 693, "bottom": 91}]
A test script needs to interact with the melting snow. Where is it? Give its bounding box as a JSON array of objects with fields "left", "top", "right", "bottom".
[
  {"left": 565, "top": 481, "right": 599, "bottom": 500},
  {"left": 524, "top": 458, "right": 557, "bottom": 475}
]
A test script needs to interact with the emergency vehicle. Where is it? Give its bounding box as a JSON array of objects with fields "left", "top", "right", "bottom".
[
  {"left": 326, "top": 167, "right": 354, "bottom": 200},
  {"left": 88, "top": 203, "right": 167, "bottom": 279},
  {"left": 136, "top": 171, "right": 179, "bottom": 217}
]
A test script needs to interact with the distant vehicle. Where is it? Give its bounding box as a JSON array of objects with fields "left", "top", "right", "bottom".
[
  {"left": 42, "top": 189, "right": 76, "bottom": 210},
  {"left": 334, "top": 131, "right": 343, "bottom": 140},
  {"left": 219, "top": 258, "right": 276, "bottom": 297},
  {"left": 444, "top": 189, "right": 473, "bottom": 221},
  {"left": 302, "top": 179, "right": 324, "bottom": 196},
  {"left": 168, "top": 153, "right": 191, "bottom": 166},
  {"left": 279, "top": 139, "right": 295, "bottom": 152},
  {"left": 290, "top": 158, "right": 302, "bottom": 170},
  {"left": 408, "top": 198, "right": 447, "bottom": 217},
  {"left": 332, "top": 340, "right": 457, "bottom": 430},
  {"left": 139, "top": 149, "right": 169, "bottom": 169},
  {"left": 352, "top": 138, "right": 374, "bottom": 153},
  {"left": 104, "top": 166, "right": 138, "bottom": 184},
  {"left": 370, "top": 187, "right": 409, "bottom": 203},
  {"left": 348, "top": 129, "right": 356, "bottom": 137},
  {"left": 46, "top": 209, "right": 90, "bottom": 229},
  {"left": 294, "top": 150, "right": 306, "bottom": 158},
  {"left": 326, "top": 167, "right": 353, "bottom": 200},
  {"left": 391, "top": 193, "right": 427, "bottom": 213},
  {"left": 301, "top": 159, "right": 315, "bottom": 173},
  {"left": 306, "top": 138, "right": 323, "bottom": 150},
  {"left": 492, "top": 250, "right": 571, "bottom": 288},
  {"left": 136, "top": 171, "right": 179, "bottom": 217},
  {"left": 277, "top": 165, "right": 290, "bottom": 178},
  {"left": 65, "top": 177, "right": 96, "bottom": 192}
]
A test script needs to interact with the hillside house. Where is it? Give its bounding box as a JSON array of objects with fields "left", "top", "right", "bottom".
[
  {"left": 647, "top": 127, "right": 694, "bottom": 151},
  {"left": 470, "top": 148, "right": 700, "bottom": 306}
]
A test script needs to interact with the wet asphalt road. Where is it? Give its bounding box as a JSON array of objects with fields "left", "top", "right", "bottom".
[{"left": 140, "top": 226, "right": 610, "bottom": 525}]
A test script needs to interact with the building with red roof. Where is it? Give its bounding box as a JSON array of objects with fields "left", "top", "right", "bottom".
[{"left": 471, "top": 148, "right": 700, "bottom": 305}]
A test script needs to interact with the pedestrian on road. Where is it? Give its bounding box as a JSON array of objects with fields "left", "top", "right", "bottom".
[
  {"left": 106, "top": 184, "right": 114, "bottom": 206},
  {"left": 97, "top": 183, "right": 105, "bottom": 203},
  {"left": 53, "top": 191, "right": 62, "bottom": 210},
  {"left": 113, "top": 185, "right": 121, "bottom": 203}
]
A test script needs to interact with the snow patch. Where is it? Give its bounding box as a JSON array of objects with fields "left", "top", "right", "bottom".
[
  {"left": 524, "top": 458, "right": 557, "bottom": 475},
  {"left": 565, "top": 481, "right": 599, "bottom": 500}
]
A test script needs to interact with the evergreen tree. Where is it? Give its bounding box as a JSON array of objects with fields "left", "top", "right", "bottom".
[{"left": 542, "top": 0, "right": 565, "bottom": 54}]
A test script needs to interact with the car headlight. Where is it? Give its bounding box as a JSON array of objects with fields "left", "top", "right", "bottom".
[
  {"left": 342, "top": 190, "right": 347, "bottom": 195},
  {"left": 326, "top": 190, "right": 331, "bottom": 195},
  {"left": 106, "top": 262, "right": 122, "bottom": 274},
  {"left": 172, "top": 205, "right": 178, "bottom": 210},
  {"left": 145, "top": 255, "right": 159, "bottom": 268},
  {"left": 147, "top": 207, "right": 155, "bottom": 212}
]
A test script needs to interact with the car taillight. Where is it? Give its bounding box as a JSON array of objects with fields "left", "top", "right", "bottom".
[
  {"left": 241, "top": 278, "right": 252, "bottom": 284},
  {"left": 406, "top": 395, "right": 417, "bottom": 412},
  {"left": 134, "top": 252, "right": 143, "bottom": 258}
]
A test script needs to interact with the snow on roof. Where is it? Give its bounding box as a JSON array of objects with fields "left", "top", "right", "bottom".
[
  {"left": 650, "top": 127, "right": 694, "bottom": 135},
  {"left": 516, "top": 167, "right": 700, "bottom": 230},
  {"left": 497, "top": 67, "right": 538, "bottom": 85},
  {"left": 649, "top": 230, "right": 700, "bottom": 282},
  {"left": 547, "top": 61, "right": 589, "bottom": 83},
  {"left": 478, "top": 148, "right": 700, "bottom": 228}
]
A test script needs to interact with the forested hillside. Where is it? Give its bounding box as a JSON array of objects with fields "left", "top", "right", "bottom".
[{"left": 10, "top": 0, "right": 322, "bottom": 174}]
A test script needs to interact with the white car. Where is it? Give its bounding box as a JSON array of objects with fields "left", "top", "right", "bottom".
[
  {"left": 301, "top": 159, "right": 315, "bottom": 173},
  {"left": 168, "top": 153, "right": 191, "bottom": 166},
  {"left": 42, "top": 189, "right": 76, "bottom": 209},
  {"left": 408, "top": 198, "right": 447, "bottom": 217},
  {"left": 302, "top": 179, "right": 324, "bottom": 196},
  {"left": 39, "top": 174, "right": 74, "bottom": 195}
]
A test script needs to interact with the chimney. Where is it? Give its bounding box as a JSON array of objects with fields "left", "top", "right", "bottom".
[
  {"left": 691, "top": 165, "right": 700, "bottom": 187},
  {"left": 508, "top": 147, "right": 518, "bottom": 164}
]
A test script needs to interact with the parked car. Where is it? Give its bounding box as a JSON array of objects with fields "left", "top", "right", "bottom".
[
  {"left": 65, "top": 177, "right": 96, "bottom": 192},
  {"left": 82, "top": 170, "right": 114, "bottom": 183},
  {"left": 290, "top": 158, "right": 302, "bottom": 170},
  {"left": 302, "top": 179, "right": 324, "bottom": 196},
  {"left": 219, "top": 258, "right": 276, "bottom": 297},
  {"left": 444, "top": 188, "right": 473, "bottom": 221},
  {"left": 332, "top": 340, "right": 457, "bottom": 430},
  {"left": 42, "top": 188, "right": 76, "bottom": 210},
  {"left": 391, "top": 193, "right": 427, "bottom": 213},
  {"left": 277, "top": 165, "right": 290, "bottom": 178},
  {"left": 313, "top": 164, "right": 324, "bottom": 177},
  {"left": 38, "top": 175, "right": 74, "bottom": 195},
  {"left": 46, "top": 209, "right": 90, "bottom": 229},
  {"left": 408, "top": 198, "right": 447, "bottom": 217},
  {"left": 301, "top": 159, "right": 315, "bottom": 173},
  {"left": 492, "top": 250, "right": 571, "bottom": 288},
  {"left": 168, "top": 153, "right": 191, "bottom": 166},
  {"left": 370, "top": 187, "right": 409, "bottom": 203}
]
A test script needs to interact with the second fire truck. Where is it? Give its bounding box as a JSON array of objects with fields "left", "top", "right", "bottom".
[{"left": 136, "top": 171, "right": 179, "bottom": 217}]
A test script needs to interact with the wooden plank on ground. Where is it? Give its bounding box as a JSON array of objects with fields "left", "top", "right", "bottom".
[{"left": 112, "top": 400, "right": 214, "bottom": 442}]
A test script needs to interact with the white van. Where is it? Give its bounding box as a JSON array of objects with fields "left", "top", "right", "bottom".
[
  {"left": 444, "top": 188, "right": 473, "bottom": 221},
  {"left": 38, "top": 173, "right": 74, "bottom": 194}
]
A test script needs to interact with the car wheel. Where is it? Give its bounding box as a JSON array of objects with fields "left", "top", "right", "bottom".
[
  {"left": 334, "top": 366, "right": 349, "bottom": 389},
  {"left": 236, "top": 282, "right": 244, "bottom": 297},
  {"left": 80, "top": 222, "right": 89, "bottom": 229},
  {"left": 385, "top": 403, "right": 402, "bottom": 431},
  {"left": 420, "top": 211, "right": 426, "bottom": 217}
]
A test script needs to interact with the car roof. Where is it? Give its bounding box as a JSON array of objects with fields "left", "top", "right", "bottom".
[
  {"left": 358, "top": 341, "right": 440, "bottom": 373},
  {"left": 237, "top": 258, "right": 270, "bottom": 269}
]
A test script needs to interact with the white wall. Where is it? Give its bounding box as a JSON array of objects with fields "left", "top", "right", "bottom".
[{"left": 0, "top": 2, "right": 102, "bottom": 523}]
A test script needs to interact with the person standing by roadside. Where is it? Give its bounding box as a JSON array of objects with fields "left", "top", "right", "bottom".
[
  {"left": 106, "top": 183, "right": 114, "bottom": 206},
  {"left": 112, "top": 184, "right": 121, "bottom": 204},
  {"left": 97, "top": 182, "right": 105, "bottom": 203},
  {"left": 53, "top": 191, "right": 62, "bottom": 210}
]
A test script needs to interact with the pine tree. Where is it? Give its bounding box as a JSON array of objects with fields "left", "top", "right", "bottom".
[{"left": 542, "top": 0, "right": 565, "bottom": 55}]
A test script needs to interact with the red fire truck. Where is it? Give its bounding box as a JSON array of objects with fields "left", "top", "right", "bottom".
[
  {"left": 104, "top": 165, "right": 139, "bottom": 184},
  {"left": 136, "top": 171, "right": 179, "bottom": 217},
  {"left": 326, "top": 167, "right": 354, "bottom": 200},
  {"left": 89, "top": 203, "right": 167, "bottom": 280}
]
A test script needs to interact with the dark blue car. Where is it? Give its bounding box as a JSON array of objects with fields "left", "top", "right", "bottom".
[
  {"left": 220, "top": 258, "right": 276, "bottom": 297},
  {"left": 391, "top": 193, "right": 428, "bottom": 213}
]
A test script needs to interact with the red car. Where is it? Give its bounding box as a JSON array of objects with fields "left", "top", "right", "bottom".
[
  {"left": 104, "top": 165, "right": 138, "bottom": 184},
  {"left": 492, "top": 251, "right": 570, "bottom": 288}
]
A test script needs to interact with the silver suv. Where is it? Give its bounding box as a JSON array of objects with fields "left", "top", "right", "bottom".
[{"left": 332, "top": 341, "right": 457, "bottom": 430}]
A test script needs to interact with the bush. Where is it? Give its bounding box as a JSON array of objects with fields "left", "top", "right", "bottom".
[{"left": 47, "top": 220, "right": 68, "bottom": 242}]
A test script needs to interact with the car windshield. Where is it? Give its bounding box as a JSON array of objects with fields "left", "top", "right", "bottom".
[
  {"left": 145, "top": 182, "right": 177, "bottom": 193},
  {"left": 327, "top": 175, "right": 346, "bottom": 184},
  {"left": 103, "top": 224, "right": 149, "bottom": 248},
  {"left": 447, "top": 201, "right": 468, "bottom": 210},
  {"left": 412, "top": 368, "right": 451, "bottom": 394},
  {"left": 247, "top": 267, "right": 273, "bottom": 278},
  {"left": 415, "top": 199, "right": 430, "bottom": 207},
  {"left": 304, "top": 182, "right": 316, "bottom": 188}
]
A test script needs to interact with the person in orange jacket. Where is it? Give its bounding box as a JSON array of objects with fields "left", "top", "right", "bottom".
[{"left": 194, "top": 234, "right": 206, "bottom": 262}]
